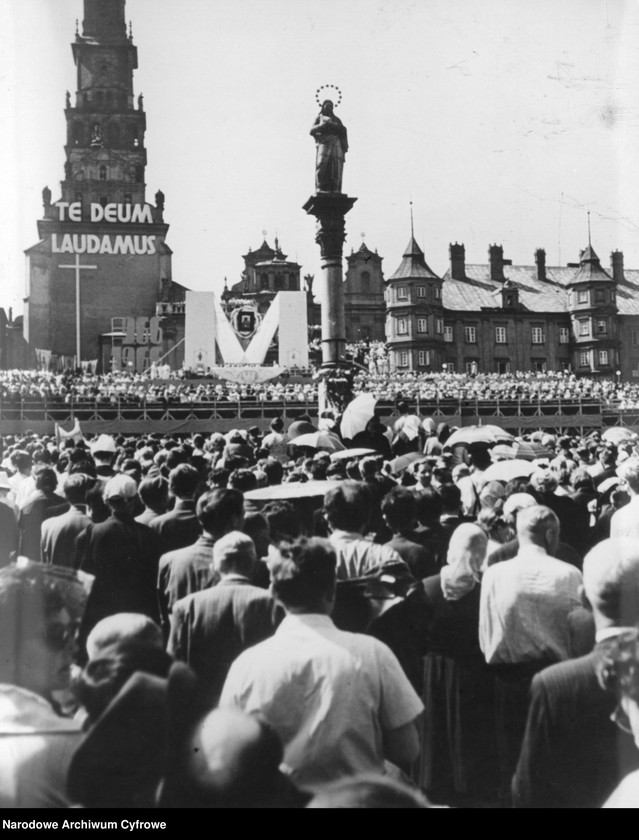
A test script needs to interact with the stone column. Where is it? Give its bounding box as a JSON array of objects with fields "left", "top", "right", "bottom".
[{"left": 303, "top": 193, "right": 357, "bottom": 414}]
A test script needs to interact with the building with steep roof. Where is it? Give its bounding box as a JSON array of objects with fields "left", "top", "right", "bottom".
[{"left": 384, "top": 232, "right": 639, "bottom": 378}]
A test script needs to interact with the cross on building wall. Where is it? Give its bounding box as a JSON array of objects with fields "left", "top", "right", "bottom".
[{"left": 58, "top": 254, "right": 98, "bottom": 365}]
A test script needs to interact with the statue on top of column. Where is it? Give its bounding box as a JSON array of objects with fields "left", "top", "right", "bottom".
[{"left": 311, "top": 96, "right": 348, "bottom": 194}]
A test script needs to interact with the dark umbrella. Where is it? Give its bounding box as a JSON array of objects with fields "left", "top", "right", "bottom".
[{"left": 287, "top": 420, "right": 317, "bottom": 440}]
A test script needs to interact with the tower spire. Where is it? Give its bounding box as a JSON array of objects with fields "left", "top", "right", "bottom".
[
  {"left": 410, "top": 200, "right": 414, "bottom": 239},
  {"left": 587, "top": 209, "right": 592, "bottom": 248}
]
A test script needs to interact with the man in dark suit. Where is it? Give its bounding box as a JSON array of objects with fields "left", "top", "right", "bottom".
[
  {"left": 168, "top": 531, "right": 282, "bottom": 704},
  {"left": 512, "top": 538, "right": 639, "bottom": 808},
  {"left": 149, "top": 464, "right": 201, "bottom": 554},
  {"left": 18, "top": 467, "right": 68, "bottom": 562},
  {"left": 382, "top": 487, "right": 437, "bottom": 580},
  {"left": 157, "top": 489, "right": 244, "bottom": 638},
  {"left": 40, "top": 473, "right": 92, "bottom": 568},
  {"left": 77, "top": 475, "right": 162, "bottom": 651},
  {"left": 0, "top": 473, "right": 18, "bottom": 567}
]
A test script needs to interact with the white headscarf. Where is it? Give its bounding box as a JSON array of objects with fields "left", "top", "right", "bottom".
[{"left": 440, "top": 523, "right": 487, "bottom": 601}]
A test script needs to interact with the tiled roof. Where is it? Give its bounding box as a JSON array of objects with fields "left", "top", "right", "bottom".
[
  {"left": 443, "top": 244, "right": 638, "bottom": 315},
  {"left": 442, "top": 264, "right": 571, "bottom": 312},
  {"left": 389, "top": 236, "right": 440, "bottom": 281}
]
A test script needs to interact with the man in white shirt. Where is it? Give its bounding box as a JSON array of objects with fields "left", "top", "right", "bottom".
[
  {"left": 610, "top": 455, "right": 639, "bottom": 540},
  {"left": 323, "top": 482, "right": 407, "bottom": 580},
  {"left": 220, "top": 536, "right": 423, "bottom": 794},
  {"left": 479, "top": 504, "right": 584, "bottom": 797}
]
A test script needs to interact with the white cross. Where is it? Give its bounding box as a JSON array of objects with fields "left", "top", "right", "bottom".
[{"left": 58, "top": 254, "right": 97, "bottom": 366}]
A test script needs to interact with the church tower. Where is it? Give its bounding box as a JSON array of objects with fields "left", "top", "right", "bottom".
[{"left": 25, "top": 0, "right": 176, "bottom": 372}]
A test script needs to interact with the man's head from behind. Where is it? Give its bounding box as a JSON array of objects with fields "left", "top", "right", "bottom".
[
  {"left": 515, "top": 504, "right": 560, "bottom": 556},
  {"left": 213, "top": 531, "right": 256, "bottom": 578},
  {"left": 269, "top": 537, "right": 337, "bottom": 614},
  {"left": 169, "top": 463, "right": 200, "bottom": 501},
  {"left": 323, "top": 481, "right": 371, "bottom": 534},
  {"left": 583, "top": 539, "right": 639, "bottom": 632},
  {"left": 104, "top": 474, "right": 139, "bottom": 514},
  {"left": 62, "top": 472, "right": 93, "bottom": 506},
  {"left": 382, "top": 488, "right": 417, "bottom": 533},
  {"left": 196, "top": 489, "right": 244, "bottom": 539}
]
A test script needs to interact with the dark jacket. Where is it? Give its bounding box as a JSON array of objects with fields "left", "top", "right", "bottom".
[
  {"left": 157, "top": 534, "right": 220, "bottom": 636},
  {"left": 148, "top": 499, "right": 200, "bottom": 555},
  {"left": 512, "top": 643, "right": 639, "bottom": 808}
]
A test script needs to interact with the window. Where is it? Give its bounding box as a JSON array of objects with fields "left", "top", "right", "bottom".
[
  {"left": 417, "top": 286, "right": 426, "bottom": 298},
  {"left": 597, "top": 320, "right": 607, "bottom": 335},
  {"left": 495, "top": 326, "right": 507, "bottom": 344},
  {"left": 99, "top": 165, "right": 107, "bottom": 181},
  {"left": 532, "top": 359, "right": 546, "bottom": 373},
  {"left": 444, "top": 325, "right": 454, "bottom": 343},
  {"left": 397, "top": 286, "right": 408, "bottom": 300},
  {"left": 633, "top": 329, "right": 639, "bottom": 347},
  {"left": 579, "top": 319, "right": 590, "bottom": 337},
  {"left": 464, "top": 326, "right": 476, "bottom": 344},
  {"left": 611, "top": 290, "right": 616, "bottom": 304},
  {"left": 360, "top": 271, "right": 370, "bottom": 289},
  {"left": 496, "top": 360, "right": 510, "bottom": 374},
  {"left": 397, "top": 318, "right": 408, "bottom": 335},
  {"left": 399, "top": 352, "right": 409, "bottom": 367},
  {"left": 577, "top": 290, "right": 589, "bottom": 304},
  {"left": 465, "top": 361, "right": 479, "bottom": 374},
  {"left": 260, "top": 273, "right": 269, "bottom": 290},
  {"left": 531, "top": 327, "right": 545, "bottom": 344},
  {"left": 436, "top": 319, "right": 444, "bottom": 334},
  {"left": 99, "top": 196, "right": 108, "bottom": 208},
  {"left": 124, "top": 193, "right": 132, "bottom": 204},
  {"left": 417, "top": 318, "right": 428, "bottom": 333},
  {"left": 434, "top": 286, "right": 441, "bottom": 300},
  {"left": 559, "top": 327, "right": 570, "bottom": 344},
  {"left": 599, "top": 350, "right": 609, "bottom": 366},
  {"left": 595, "top": 289, "right": 606, "bottom": 303},
  {"left": 418, "top": 350, "right": 430, "bottom": 366},
  {"left": 580, "top": 351, "right": 589, "bottom": 367},
  {"left": 443, "top": 361, "right": 455, "bottom": 372}
]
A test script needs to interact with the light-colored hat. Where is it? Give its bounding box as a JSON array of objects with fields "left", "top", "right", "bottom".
[
  {"left": 503, "top": 492, "right": 537, "bottom": 518},
  {"left": 0, "top": 471, "right": 11, "bottom": 491},
  {"left": 213, "top": 531, "right": 256, "bottom": 571},
  {"left": 104, "top": 474, "right": 138, "bottom": 501},
  {"left": 90, "top": 434, "right": 116, "bottom": 454}
]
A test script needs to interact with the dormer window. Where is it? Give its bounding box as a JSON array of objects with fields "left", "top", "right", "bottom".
[
  {"left": 434, "top": 286, "right": 441, "bottom": 300},
  {"left": 577, "top": 289, "right": 589, "bottom": 304},
  {"left": 397, "top": 286, "right": 408, "bottom": 300}
]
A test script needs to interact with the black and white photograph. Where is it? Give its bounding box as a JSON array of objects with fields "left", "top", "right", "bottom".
[{"left": 1, "top": 0, "right": 639, "bottom": 814}]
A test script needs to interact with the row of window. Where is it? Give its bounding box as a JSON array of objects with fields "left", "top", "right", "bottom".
[
  {"left": 393, "top": 285, "right": 441, "bottom": 302},
  {"left": 394, "top": 350, "right": 611, "bottom": 370},
  {"left": 440, "top": 322, "right": 608, "bottom": 344},
  {"left": 396, "top": 318, "right": 443, "bottom": 335},
  {"left": 575, "top": 288, "right": 615, "bottom": 305}
]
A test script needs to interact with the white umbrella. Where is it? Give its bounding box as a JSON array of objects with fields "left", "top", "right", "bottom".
[
  {"left": 482, "top": 459, "right": 535, "bottom": 483},
  {"left": 340, "top": 393, "right": 377, "bottom": 440}
]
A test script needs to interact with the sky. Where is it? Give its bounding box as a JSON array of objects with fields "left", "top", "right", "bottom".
[{"left": 2, "top": 0, "right": 639, "bottom": 315}]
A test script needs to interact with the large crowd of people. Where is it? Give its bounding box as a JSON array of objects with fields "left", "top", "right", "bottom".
[
  {"left": 2, "top": 401, "right": 639, "bottom": 810},
  {"left": 4, "top": 365, "right": 639, "bottom": 409}
]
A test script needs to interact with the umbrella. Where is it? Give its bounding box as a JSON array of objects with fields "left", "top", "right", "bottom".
[
  {"left": 340, "top": 393, "right": 377, "bottom": 440},
  {"left": 482, "top": 459, "right": 535, "bottom": 483},
  {"left": 290, "top": 432, "right": 346, "bottom": 453},
  {"left": 389, "top": 451, "right": 423, "bottom": 474},
  {"left": 490, "top": 444, "right": 517, "bottom": 461},
  {"left": 287, "top": 420, "right": 317, "bottom": 440},
  {"left": 602, "top": 428, "right": 637, "bottom": 444},
  {"left": 512, "top": 441, "right": 553, "bottom": 461},
  {"left": 330, "top": 447, "right": 377, "bottom": 462},
  {"left": 244, "top": 480, "right": 339, "bottom": 502},
  {"left": 444, "top": 425, "right": 514, "bottom": 449}
]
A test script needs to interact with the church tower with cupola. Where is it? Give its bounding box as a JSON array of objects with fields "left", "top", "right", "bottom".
[{"left": 24, "top": 0, "right": 180, "bottom": 372}]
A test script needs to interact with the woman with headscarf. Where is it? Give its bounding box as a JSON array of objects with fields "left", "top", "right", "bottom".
[{"left": 419, "top": 523, "right": 499, "bottom": 806}]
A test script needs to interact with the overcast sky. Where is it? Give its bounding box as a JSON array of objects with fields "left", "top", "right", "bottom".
[{"left": 2, "top": 0, "right": 639, "bottom": 314}]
